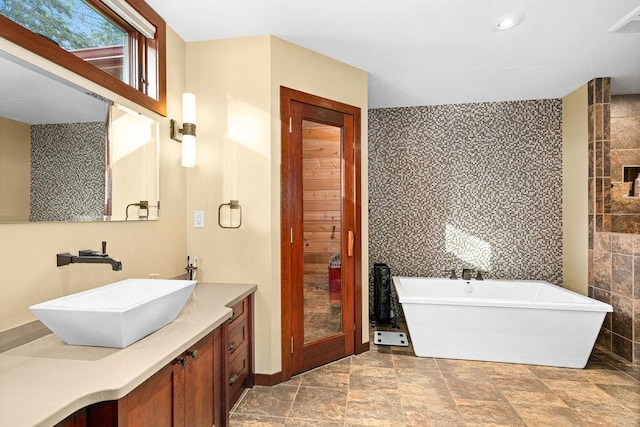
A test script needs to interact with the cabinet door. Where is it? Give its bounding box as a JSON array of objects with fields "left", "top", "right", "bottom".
[
  {"left": 184, "top": 333, "right": 214, "bottom": 427},
  {"left": 117, "top": 361, "right": 185, "bottom": 427}
]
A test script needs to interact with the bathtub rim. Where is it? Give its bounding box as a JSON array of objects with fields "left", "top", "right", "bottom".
[{"left": 392, "top": 276, "right": 613, "bottom": 313}]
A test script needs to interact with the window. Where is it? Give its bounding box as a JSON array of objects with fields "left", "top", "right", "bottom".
[{"left": 0, "top": 0, "right": 166, "bottom": 115}]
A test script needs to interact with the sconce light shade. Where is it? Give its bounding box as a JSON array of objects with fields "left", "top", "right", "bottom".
[
  {"left": 181, "top": 134, "right": 196, "bottom": 167},
  {"left": 171, "top": 93, "right": 197, "bottom": 168},
  {"left": 182, "top": 93, "right": 196, "bottom": 124}
]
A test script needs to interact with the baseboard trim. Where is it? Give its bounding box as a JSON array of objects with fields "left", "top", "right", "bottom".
[{"left": 254, "top": 372, "right": 283, "bottom": 386}]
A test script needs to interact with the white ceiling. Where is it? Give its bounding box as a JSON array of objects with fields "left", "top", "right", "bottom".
[
  {"left": 0, "top": 54, "right": 108, "bottom": 124},
  {"left": 146, "top": 0, "right": 640, "bottom": 108}
]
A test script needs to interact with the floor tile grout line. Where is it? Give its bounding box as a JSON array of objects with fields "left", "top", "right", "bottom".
[
  {"left": 602, "top": 360, "right": 640, "bottom": 383},
  {"left": 493, "top": 380, "right": 531, "bottom": 427},
  {"left": 282, "top": 371, "right": 304, "bottom": 425},
  {"left": 229, "top": 387, "right": 249, "bottom": 415},
  {"left": 344, "top": 367, "right": 351, "bottom": 427},
  {"left": 437, "top": 360, "right": 466, "bottom": 424},
  {"left": 393, "top": 356, "right": 409, "bottom": 427}
]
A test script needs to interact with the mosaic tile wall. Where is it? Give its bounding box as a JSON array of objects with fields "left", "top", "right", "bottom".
[
  {"left": 368, "top": 100, "right": 563, "bottom": 319},
  {"left": 589, "top": 85, "right": 640, "bottom": 364},
  {"left": 30, "top": 122, "right": 106, "bottom": 222}
]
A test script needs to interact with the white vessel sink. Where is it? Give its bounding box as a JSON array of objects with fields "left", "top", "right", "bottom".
[{"left": 30, "top": 279, "right": 197, "bottom": 348}]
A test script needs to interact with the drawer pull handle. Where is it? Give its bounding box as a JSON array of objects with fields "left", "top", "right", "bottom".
[
  {"left": 176, "top": 357, "right": 188, "bottom": 368},
  {"left": 187, "top": 349, "right": 198, "bottom": 360},
  {"left": 228, "top": 373, "right": 239, "bottom": 386},
  {"left": 228, "top": 341, "right": 238, "bottom": 353}
]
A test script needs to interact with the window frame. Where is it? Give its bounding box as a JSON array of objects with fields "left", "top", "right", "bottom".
[{"left": 0, "top": 0, "right": 167, "bottom": 116}]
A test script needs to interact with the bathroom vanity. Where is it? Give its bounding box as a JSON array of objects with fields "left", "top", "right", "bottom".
[{"left": 0, "top": 282, "right": 256, "bottom": 427}]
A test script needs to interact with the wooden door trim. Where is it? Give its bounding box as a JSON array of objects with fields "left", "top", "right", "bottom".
[{"left": 280, "top": 86, "right": 363, "bottom": 382}]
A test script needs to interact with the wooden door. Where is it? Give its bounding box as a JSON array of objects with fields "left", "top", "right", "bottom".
[{"left": 281, "top": 87, "right": 363, "bottom": 378}]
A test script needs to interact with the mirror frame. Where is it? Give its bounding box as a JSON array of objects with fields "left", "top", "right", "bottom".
[{"left": 0, "top": 0, "right": 167, "bottom": 116}]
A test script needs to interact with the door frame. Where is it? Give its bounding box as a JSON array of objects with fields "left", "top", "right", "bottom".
[{"left": 280, "top": 86, "right": 364, "bottom": 381}]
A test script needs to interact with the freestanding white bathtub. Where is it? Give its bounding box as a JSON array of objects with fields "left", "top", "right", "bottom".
[{"left": 393, "top": 277, "right": 612, "bottom": 368}]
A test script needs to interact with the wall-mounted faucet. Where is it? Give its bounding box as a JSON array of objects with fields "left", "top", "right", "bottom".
[
  {"left": 56, "top": 241, "right": 122, "bottom": 271},
  {"left": 462, "top": 268, "right": 474, "bottom": 280}
]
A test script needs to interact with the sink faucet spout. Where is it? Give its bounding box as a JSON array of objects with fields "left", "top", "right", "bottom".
[{"left": 56, "top": 249, "right": 122, "bottom": 271}]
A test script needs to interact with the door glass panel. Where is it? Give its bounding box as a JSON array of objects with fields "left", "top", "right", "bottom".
[{"left": 302, "top": 120, "right": 343, "bottom": 343}]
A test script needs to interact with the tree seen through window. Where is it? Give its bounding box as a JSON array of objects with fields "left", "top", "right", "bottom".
[{"left": 0, "top": 0, "right": 124, "bottom": 50}]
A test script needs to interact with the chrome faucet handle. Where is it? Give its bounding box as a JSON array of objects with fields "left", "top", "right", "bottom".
[
  {"left": 443, "top": 269, "right": 457, "bottom": 280},
  {"left": 475, "top": 270, "right": 485, "bottom": 280}
]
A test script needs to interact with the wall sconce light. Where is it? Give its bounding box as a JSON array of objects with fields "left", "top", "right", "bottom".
[{"left": 170, "top": 93, "right": 197, "bottom": 167}]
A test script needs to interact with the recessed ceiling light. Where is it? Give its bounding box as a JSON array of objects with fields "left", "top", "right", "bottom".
[{"left": 493, "top": 13, "right": 525, "bottom": 31}]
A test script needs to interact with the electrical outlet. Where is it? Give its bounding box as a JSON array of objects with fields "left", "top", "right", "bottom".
[{"left": 194, "top": 210, "right": 205, "bottom": 228}]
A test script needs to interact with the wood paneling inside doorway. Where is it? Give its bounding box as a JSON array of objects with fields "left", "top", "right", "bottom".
[{"left": 302, "top": 124, "right": 342, "bottom": 289}]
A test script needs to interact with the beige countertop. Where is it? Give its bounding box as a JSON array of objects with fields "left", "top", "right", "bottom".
[{"left": 0, "top": 282, "right": 256, "bottom": 427}]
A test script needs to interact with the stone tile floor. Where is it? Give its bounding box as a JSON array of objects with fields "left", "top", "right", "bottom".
[{"left": 230, "top": 331, "right": 640, "bottom": 426}]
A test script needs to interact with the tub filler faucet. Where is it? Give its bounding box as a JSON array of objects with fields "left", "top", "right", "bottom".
[
  {"left": 462, "top": 268, "right": 474, "bottom": 280},
  {"left": 56, "top": 241, "right": 122, "bottom": 271},
  {"left": 444, "top": 269, "right": 457, "bottom": 279}
]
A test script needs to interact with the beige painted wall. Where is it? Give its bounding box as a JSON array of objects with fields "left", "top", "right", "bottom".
[
  {"left": 0, "top": 116, "right": 30, "bottom": 222},
  {"left": 185, "top": 35, "right": 368, "bottom": 375},
  {"left": 0, "top": 27, "right": 188, "bottom": 332},
  {"left": 562, "top": 84, "right": 588, "bottom": 294},
  {"left": 270, "top": 36, "right": 369, "bottom": 347}
]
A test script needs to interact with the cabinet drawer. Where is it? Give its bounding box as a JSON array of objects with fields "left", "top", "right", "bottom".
[
  {"left": 226, "top": 348, "right": 249, "bottom": 407},
  {"left": 228, "top": 299, "right": 246, "bottom": 325},
  {"left": 226, "top": 318, "right": 248, "bottom": 357}
]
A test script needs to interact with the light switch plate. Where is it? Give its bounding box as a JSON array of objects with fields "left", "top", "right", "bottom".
[{"left": 194, "top": 210, "right": 204, "bottom": 228}]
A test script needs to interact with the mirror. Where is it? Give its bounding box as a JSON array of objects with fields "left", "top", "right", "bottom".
[{"left": 0, "top": 50, "right": 159, "bottom": 223}]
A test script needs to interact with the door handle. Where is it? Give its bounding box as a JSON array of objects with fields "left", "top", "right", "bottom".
[{"left": 347, "top": 230, "right": 354, "bottom": 257}]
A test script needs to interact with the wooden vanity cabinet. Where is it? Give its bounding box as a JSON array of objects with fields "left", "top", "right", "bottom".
[
  {"left": 222, "top": 295, "right": 254, "bottom": 419},
  {"left": 56, "top": 294, "right": 254, "bottom": 427},
  {"left": 64, "top": 329, "right": 222, "bottom": 427},
  {"left": 114, "top": 329, "right": 222, "bottom": 427}
]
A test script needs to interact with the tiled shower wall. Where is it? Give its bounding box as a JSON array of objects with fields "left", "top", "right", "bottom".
[
  {"left": 610, "top": 94, "right": 640, "bottom": 229},
  {"left": 30, "top": 122, "right": 106, "bottom": 222},
  {"left": 589, "top": 81, "right": 640, "bottom": 364},
  {"left": 368, "top": 100, "right": 563, "bottom": 318}
]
